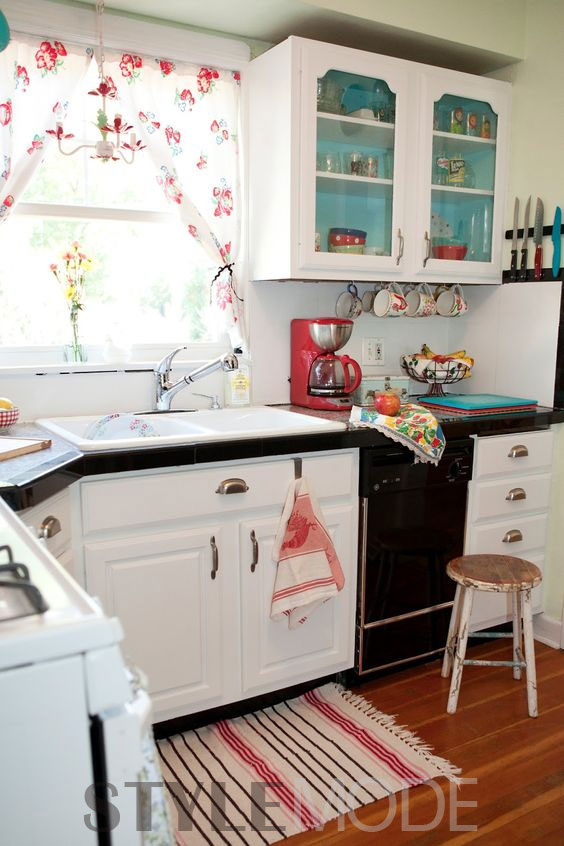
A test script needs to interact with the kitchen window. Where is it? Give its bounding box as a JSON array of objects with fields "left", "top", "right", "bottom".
[{"left": 0, "top": 9, "right": 247, "bottom": 364}]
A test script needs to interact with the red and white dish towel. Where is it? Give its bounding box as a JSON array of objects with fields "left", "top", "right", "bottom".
[{"left": 271, "top": 476, "right": 345, "bottom": 629}]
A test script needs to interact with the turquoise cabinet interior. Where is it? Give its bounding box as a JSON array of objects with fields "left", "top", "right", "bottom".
[
  {"left": 430, "top": 93, "right": 498, "bottom": 264},
  {"left": 315, "top": 69, "right": 396, "bottom": 258}
]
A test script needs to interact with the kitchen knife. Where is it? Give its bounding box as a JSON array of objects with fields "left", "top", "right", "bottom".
[
  {"left": 533, "top": 198, "right": 544, "bottom": 280},
  {"left": 510, "top": 197, "right": 519, "bottom": 280},
  {"left": 519, "top": 195, "right": 531, "bottom": 280},
  {"left": 552, "top": 206, "right": 561, "bottom": 279}
]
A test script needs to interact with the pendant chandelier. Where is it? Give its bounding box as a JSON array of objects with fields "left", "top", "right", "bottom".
[{"left": 49, "top": 0, "right": 145, "bottom": 163}]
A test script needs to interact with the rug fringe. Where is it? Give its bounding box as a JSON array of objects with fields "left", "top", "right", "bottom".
[{"left": 333, "top": 684, "right": 463, "bottom": 786}]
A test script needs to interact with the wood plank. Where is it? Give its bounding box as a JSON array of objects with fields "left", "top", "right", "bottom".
[
  {"left": 0, "top": 436, "right": 51, "bottom": 461},
  {"left": 288, "top": 642, "right": 564, "bottom": 845}
]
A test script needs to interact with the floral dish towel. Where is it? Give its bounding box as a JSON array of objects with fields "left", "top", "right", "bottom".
[{"left": 349, "top": 403, "right": 445, "bottom": 464}]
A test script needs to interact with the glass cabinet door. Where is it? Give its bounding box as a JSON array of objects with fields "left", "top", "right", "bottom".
[
  {"left": 299, "top": 49, "right": 407, "bottom": 273},
  {"left": 418, "top": 77, "right": 509, "bottom": 278}
]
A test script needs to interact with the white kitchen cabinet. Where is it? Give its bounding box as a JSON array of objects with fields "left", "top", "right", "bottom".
[
  {"left": 18, "top": 487, "right": 75, "bottom": 576},
  {"left": 248, "top": 36, "right": 510, "bottom": 284},
  {"left": 239, "top": 503, "right": 356, "bottom": 697},
  {"left": 84, "top": 525, "right": 232, "bottom": 718},
  {"left": 465, "top": 430, "right": 554, "bottom": 630},
  {"left": 76, "top": 450, "right": 359, "bottom": 721}
]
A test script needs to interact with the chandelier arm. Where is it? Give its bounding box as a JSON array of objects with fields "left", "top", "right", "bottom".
[
  {"left": 58, "top": 140, "right": 95, "bottom": 157},
  {"left": 117, "top": 148, "right": 135, "bottom": 165}
]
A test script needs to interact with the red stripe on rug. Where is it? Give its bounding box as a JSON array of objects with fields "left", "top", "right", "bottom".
[
  {"left": 214, "top": 719, "right": 321, "bottom": 830},
  {"left": 303, "top": 689, "right": 424, "bottom": 786}
]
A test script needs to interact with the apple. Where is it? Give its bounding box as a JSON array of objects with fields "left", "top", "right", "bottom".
[{"left": 373, "top": 391, "right": 401, "bottom": 416}]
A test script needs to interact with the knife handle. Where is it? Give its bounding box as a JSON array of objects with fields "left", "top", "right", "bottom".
[
  {"left": 534, "top": 245, "right": 543, "bottom": 280},
  {"left": 510, "top": 249, "right": 518, "bottom": 280},
  {"left": 519, "top": 248, "right": 528, "bottom": 280}
]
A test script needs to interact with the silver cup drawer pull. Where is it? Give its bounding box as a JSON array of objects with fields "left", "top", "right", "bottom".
[
  {"left": 210, "top": 536, "right": 219, "bottom": 579},
  {"left": 508, "top": 444, "right": 528, "bottom": 458},
  {"left": 502, "top": 529, "right": 523, "bottom": 543},
  {"left": 250, "top": 529, "right": 259, "bottom": 573},
  {"left": 506, "top": 487, "right": 527, "bottom": 502},
  {"left": 215, "top": 478, "right": 249, "bottom": 495}
]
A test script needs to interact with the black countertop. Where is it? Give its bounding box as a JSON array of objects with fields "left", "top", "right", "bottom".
[{"left": 1, "top": 404, "right": 563, "bottom": 511}]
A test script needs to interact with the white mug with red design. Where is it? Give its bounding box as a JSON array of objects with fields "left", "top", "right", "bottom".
[
  {"left": 406, "top": 283, "right": 437, "bottom": 317},
  {"left": 434, "top": 283, "right": 468, "bottom": 317},
  {"left": 373, "top": 282, "right": 408, "bottom": 318}
]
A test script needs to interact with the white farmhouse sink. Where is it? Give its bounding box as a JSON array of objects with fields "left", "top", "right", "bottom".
[{"left": 37, "top": 407, "right": 347, "bottom": 451}]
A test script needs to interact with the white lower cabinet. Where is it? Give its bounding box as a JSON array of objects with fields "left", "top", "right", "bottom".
[
  {"left": 77, "top": 450, "right": 359, "bottom": 722},
  {"left": 465, "top": 430, "right": 554, "bottom": 631},
  {"left": 239, "top": 503, "right": 356, "bottom": 697}
]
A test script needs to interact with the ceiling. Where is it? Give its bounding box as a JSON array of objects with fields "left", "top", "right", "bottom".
[{"left": 74, "top": 0, "right": 520, "bottom": 73}]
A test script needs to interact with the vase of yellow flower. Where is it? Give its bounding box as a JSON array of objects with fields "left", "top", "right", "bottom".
[{"left": 50, "top": 241, "right": 93, "bottom": 363}]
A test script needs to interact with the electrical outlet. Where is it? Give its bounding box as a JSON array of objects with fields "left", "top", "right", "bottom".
[{"left": 361, "top": 338, "right": 384, "bottom": 365}]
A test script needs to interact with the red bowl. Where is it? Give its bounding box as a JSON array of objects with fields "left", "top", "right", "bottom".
[
  {"left": 432, "top": 245, "right": 468, "bottom": 260},
  {"left": 0, "top": 407, "right": 19, "bottom": 428},
  {"left": 329, "top": 233, "right": 366, "bottom": 246}
]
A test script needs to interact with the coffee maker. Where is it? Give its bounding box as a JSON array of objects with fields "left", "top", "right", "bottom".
[{"left": 290, "top": 318, "right": 362, "bottom": 411}]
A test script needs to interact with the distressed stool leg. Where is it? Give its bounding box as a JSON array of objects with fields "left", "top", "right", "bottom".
[
  {"left": 521, "top": 588, "right": 538, "bottom": 718},
  {"left": 442, "top": 584, "right": 462, "bottom": 678},
  {"left": 512, "top": 590, "right": 522, "bottom": 680},
  {"left": 447, "top": 586, "right": 474, "bottom": 714}
]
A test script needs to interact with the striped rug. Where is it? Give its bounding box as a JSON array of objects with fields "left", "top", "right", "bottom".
[{"left": 157, "top": 683, "right": 460, "bottom": 845}]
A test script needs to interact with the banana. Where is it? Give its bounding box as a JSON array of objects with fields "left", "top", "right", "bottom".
[{"left": 421, "top": 344, "right": 467, "bottom": 360}]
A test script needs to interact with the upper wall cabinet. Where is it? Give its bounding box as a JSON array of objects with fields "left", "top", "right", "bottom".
[{"left": 248, "top": 37, "right": 511, "bottom": 285}]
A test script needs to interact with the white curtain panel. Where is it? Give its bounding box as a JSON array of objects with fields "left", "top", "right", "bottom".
[
  {"left": 104, "top": 50, "right": 245, "bottom": 342},
  {"left": 0, "top": 34, "right": 91, "bottom": 221}
]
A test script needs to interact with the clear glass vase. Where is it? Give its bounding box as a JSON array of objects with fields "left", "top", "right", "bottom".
[{"left": 63, "top": 320, "right": 87, "bottom": 362}]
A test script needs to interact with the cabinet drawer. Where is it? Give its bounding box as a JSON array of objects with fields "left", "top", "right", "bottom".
[
  {"left": 474, "top": 430, "right": 553, "bottom": 480},
  {"left": 81, "top": 451, "right": 357, "bottom": 534},
  {"left": 469, "top": 473, "right": 552, "bottom": 523},
  {"left": 469, "top": 555, "right": 544, "bottom": 631},
  {"left": 18, "top": 489, "right": 72, "bottom": 558},
  {"left": 466, "top": 512, "right": 549, "bottom": 557}
]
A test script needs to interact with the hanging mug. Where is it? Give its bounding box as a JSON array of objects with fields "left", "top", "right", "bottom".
[
  {"left": 336, "top": 283, "right": 362, "bottom": 319},
  {"left": 373, "top": 282, "right": 408, "bottom": 318},
  {"left": 361, "top": 284, "right": 382, "bottom": 313},
  {"left": 406, "top": 283, "right": 437, "bottom": 317},
  {"left": 434, "top": 283, "right": 468, "bottom": 317}
]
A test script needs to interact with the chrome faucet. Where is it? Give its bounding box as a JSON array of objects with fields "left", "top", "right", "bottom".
[{"left": 154, "top": 346, "right": 238, "bottom": 411}]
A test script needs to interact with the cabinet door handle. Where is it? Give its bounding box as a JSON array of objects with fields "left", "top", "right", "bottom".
[
  {"left": 210, "top": 536, "right": 219, "bottom": 579},
  {"left": 508, "top": 444, "right": 528, "bottom": 458},
  {"left": 250, "top": 529, "right": 259, "bottom": 573},
  {"left": 395, "top": 228, "right": 404, "bottom": 265},
  {"left": 39, "top": 515, "right": 61, "bottom": 540},
  {"left": 506, "top": 487, "right": 527, "bottom": 502},
  {"left": 502, "top": 529, "right": 523, "bottom": 543},
  {"left": 423, "top": 231, "right": 432, "bottom": 267},
  {"left": 215, "top": 478, "right": 249, "bottom": 495}
]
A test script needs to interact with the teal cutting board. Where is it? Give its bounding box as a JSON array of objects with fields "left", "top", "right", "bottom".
[{"left": 422, "top": 394, "right": 538, "bottom": 410}]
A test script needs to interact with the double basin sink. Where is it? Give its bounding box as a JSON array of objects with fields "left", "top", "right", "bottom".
[{"left": 38, "top": 406, "right": 347, "bottom": 452}]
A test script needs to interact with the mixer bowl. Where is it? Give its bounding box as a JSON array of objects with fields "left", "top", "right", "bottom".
[{"left": 308, "top": 318, "right": 353, "bottom": 351}]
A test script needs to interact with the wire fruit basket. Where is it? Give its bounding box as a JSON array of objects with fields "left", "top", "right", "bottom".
[{"left": 401, "top": 355, "right": 471, "bottom": 397}]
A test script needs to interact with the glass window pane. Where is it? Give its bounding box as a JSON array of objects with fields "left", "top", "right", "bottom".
[
  {"left": 430, "top": 93, "right": 497, "bottom": 263},
  {"left": 315, "top": 70, "right": 395, "bottom": 257},
  {"left": 0, "top": 216, "right": 215, "bottom": 346}
]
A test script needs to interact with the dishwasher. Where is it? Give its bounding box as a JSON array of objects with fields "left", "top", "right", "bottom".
[{"left": 355, "top": 438, "right": 473, "bottom": 677}]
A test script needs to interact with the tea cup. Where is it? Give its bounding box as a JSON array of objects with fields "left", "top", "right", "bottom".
[
  {"left": 336, "top": 283, "right": 362, "bottom": 319},
  {"left": 406, "top": 283, "right": 437, "bottom": 317},
  {"left": 434, "top": 283, "right": 468, "bottom": 317},
  {"left": 373, "top": 282, "right": 407, "bottom": 318},
  {"left": 361, "top": 284, "right": 381, "bottom": 313}
]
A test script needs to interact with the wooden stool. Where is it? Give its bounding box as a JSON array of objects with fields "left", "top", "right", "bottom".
[{"left": 441, "top": 554, "right": 542, "bottom": 718}]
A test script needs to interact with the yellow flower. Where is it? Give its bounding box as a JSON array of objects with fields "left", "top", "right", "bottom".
[
  {"left": 81, "top": 258, "right": 93, "bottom": 271},
  {"left": 65, "top": 285, "right": 75, "bottom": 301}
]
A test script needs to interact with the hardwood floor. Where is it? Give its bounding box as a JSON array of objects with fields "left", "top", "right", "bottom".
[{"left": 292, "top": 641, "right": 564, "bottom": 845}]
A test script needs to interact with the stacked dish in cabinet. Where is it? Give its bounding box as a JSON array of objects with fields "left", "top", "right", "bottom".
[{"left": 464, "top": 429, "right": 554, "bottom": 630}]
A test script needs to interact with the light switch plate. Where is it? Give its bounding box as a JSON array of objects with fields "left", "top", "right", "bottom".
[{"left": 361, "top": 338, "right": 384, "bottom": 365}]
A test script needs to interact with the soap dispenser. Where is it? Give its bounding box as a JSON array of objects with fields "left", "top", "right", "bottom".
[{"left": 224, "top": 347, "right": 251, "bottom": 407}]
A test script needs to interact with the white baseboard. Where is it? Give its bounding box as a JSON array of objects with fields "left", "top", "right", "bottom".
[{"left": 533, "top": 613, "right": 563, "bottom": 650}]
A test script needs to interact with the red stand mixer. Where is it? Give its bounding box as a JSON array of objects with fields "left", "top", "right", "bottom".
[{"left": 290, "top": 318, "right": 362, "bottom": 411}]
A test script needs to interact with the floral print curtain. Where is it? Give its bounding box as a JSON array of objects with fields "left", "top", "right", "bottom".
[
  {"left": 0, "top": 35, "right": 91, "bottom": 221},
  {"left": 103, "top": 50, "right": 245, "bottom": 343}
]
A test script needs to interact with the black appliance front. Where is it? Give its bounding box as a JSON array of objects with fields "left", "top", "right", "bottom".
[{"left": 356, "top": 439, "right": 473, "bottom": 676}]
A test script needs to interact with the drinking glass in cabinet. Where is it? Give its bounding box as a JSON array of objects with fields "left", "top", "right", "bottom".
[
  {"left": 429, "top": 93, "right": 497, "bottom": 263},
  {"left": 315, "top": 69, "right": 396, "bottom": 258}
]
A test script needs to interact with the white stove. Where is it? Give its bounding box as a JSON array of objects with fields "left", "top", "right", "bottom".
[{"left": 0, "top": 499, "right": 157, "bottom": 846}]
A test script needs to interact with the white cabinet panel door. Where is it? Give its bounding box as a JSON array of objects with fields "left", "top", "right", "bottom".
[
  {"left": 84, "top": 526, "right": 229, "bottom": 718},
  {"left": 239, "top": 503, "right": 357, "bottom": 697}
]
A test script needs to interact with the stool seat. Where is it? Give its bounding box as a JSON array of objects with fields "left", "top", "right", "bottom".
[{"left": 447, "top": 554, "right": 542, "bottom": 593}]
